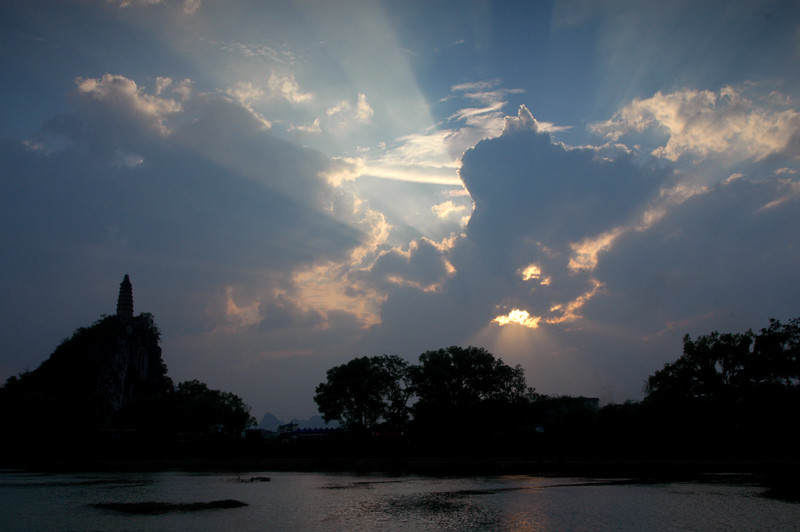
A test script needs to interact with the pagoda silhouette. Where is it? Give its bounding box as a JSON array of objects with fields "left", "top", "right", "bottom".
[{"left": 96, "top": 274, "right": 170, "bottom": 409}]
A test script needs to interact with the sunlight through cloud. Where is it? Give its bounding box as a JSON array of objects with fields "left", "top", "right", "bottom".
[
  {"left": 493, "top": 308, "right": 541, "bottom": 328},
  {"left": 519, "top": 264, "right": 551, "bottom": 285},
  {"left": 568, "top": 229, "right": 624, "bottom": 272}
]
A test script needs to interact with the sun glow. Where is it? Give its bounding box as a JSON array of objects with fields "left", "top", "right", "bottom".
[
  {"left": 546, "top": 278, "right": 603, "bottom": 324},
  {"left": 493, "top": 308, "right": 541, "bottom": 328},
  {"left": 520, "top": 264, "right": 551, "bottom": 285},
  {"left": 492, "top": 278, "right": 604, "bottom": 330},
  {"left": 568, "top": 229, "right": 624, "bottom": 272}
]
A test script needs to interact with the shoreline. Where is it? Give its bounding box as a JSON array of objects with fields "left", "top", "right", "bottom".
[{"left": 3, "top": 457, "right": 799, "bottom": 479}]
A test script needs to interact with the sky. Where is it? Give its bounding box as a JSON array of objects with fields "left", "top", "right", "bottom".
[{"left": 2, "top": 0, "right": 799, "bottom": 421}]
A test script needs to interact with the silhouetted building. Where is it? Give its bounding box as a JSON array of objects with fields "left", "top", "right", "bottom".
[
  {"left": 278, "top": 422, "right": 298, "bottom": 434},
  {"left": 97, "top": 274, "right": 170, "bottom": 410},
  {"left": 116, "top": 274, "right": 134, "bottom": 319}
]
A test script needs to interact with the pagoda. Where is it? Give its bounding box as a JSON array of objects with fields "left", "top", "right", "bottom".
[
  {"left": 93, "top": 274, "right": 170, "bottom": 409},
  {"left": 116, "top": 274, "right": 134, "bottom": 319}
]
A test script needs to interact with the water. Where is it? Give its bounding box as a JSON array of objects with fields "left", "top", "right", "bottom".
[{"left": 1, "top": 470, "right": 797, "bottom": 532}]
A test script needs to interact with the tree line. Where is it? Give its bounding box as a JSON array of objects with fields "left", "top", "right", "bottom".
[
  {"left": 315, "top": 319, "right": 800, "bottom": 459},
  {"left": 2, "top": 315, "right": 796, "bottom": 462},
  {"left": 314, "top": 346, "right": 531, "bottom": 435},
  {"left": 640, "top": 317, "right": 799, "bottom": 457}
]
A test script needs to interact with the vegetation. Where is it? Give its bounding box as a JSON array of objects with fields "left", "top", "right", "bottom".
[
  {"left": 112, "top": 378, "right": 256, "bottom": 443},
  {"left": 640, "top": 318, "right": 800, "bottom": 456},
  {"left": 646, "top": 318, "right": 799, "bottom": 400},
  {"left": 171, "top": 379, "right": 256, "bottom": 437},
  {"left": 2, "top": 312, "right": 798, "bottom": 466},
  {"left": 315, "top": 346, "right": 535, "bottom": 444},
  {"left": 410, "top": 346, "right": 531, "bottom": 434},
  {"left": 313, "top": 355, "right": 412, "bottom": 432},
  {"left": 0, "top": 313, "right": 255, "bottom": 453},
  {"left": 312, "top": 320, "right": 799, "bottom": 460}
]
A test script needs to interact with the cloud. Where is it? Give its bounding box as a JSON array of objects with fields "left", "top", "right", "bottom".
[
  {"left": 377, "top": 129, "right": 458, "bottom": 166},
  {"left": 361, "top": 82, "right": 568, "bottom": 188},
  {"left": 443, "top": 81, "right": 529, "bottom": 141},
  {"left": 224, "top": 81, "right": 271, "bottom": 128},
  {"left": 349, "top": 238, "right": 456, "bottom": 294},
  {"left": 349, "top": 103, "right": 683, "bottom": 373},
  {"left": 431, "top": 200, "right": 467, "bottom": 219},
  {"left": 280, "top": 197, "right": 403, "bottom": 335},
  {"left": 444, "top": 104, "right": 800, "bottom": 398},
  {"left": 154, "top": 77, "right": 173, "bottom": 96},
  {"left": 182, "top": 0, "right": 200, "bottom": 12},
  {"left": 225, "top": 81, "right": 266, "bottom": 105},
  {"left": 211, "top": 41, "right": 298, "bottom": 64},
  {"left": 0, "top": 72, "right": 371, "bottom": 393},
  {"left": 72, "top": 73, "right": 182, "bottom": 136},
  {"left": 454, "top": 104, "right": 797, "bottom": 344},
  {"left": 268, "top": 72, "right": 314, "bottom": 104},
  {"left": 290, "top": 118, "right": 322, "bottom": 134},
  {"left": 326, "top": 93, "right": 374, "bottom": 124},
  {"left": 354, "top": 104, "right": 705, "bottom": 397},
  {"left": 358, "top": 127, "right": 465, "bottom": 185},
  {"left": 461, "top": 106, "right": 665, "bottom": 245},
  {"left": 356, "top": 93, "right": 374, "bottom": 123},
  {"left": 365, "top": 107, "right": 504, "bottom": 185},
  {"left": 450, "top": 80, "right": 524, "bottom": 104},
  {"left": 449, "top": 100, "right": 507, "bottom": 123},
  {"left": 319, "top": 156, "right": 364, "bottom": 187},
  {"left": 590, "top": 85, "right": 800, "bottom": 162},
  {"left": 110, "top": 0, "right": 162, "bottom": 7},
  {"left": 451, "top": 81, "right": 499, "bottom": 92},
  {"left": 590, "top": 174, "right": 800, "bottom": 337},
  {"left": 353, "top": 105, "right": 667, "bottom": 352},
  {"left": 108, "top": 0, "right": 199, "bottom": 12}
]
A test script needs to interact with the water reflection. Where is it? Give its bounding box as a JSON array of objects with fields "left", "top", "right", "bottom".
[{"left": 0, "top": 470, "right": 798, "bottom": 532}]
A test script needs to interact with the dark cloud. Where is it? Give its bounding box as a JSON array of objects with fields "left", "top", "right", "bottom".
[
  {"left": 350, "top": 237, "right": 453, "bottom": 292},
  {"left": 462, "top": 107, "right": 665, "bottom": 245},
  {"left": 533, "top": 175, "right": 800, "bottom": 400},
  {"left": 362, "top": 106, "right": 800, "bottom": 402},
  {"left": 591, "top": 176, "right": 800, "bottom": 335},
  {"left": 454, "top": 106, "right": 668, "bottom": 321},
  {"left": 356, "top": 106, "right": 669, "bottom": 360},
  {"left": 0, "top": 75, "right": 362, "bottom": 386}
]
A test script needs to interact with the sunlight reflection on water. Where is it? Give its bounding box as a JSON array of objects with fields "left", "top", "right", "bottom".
[{"left": 1, "top": 470, "right": 797, "bottom": 532}]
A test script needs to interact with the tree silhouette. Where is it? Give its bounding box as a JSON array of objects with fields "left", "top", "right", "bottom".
[
  {"left": 314, "top": 355, "right": 412, "bottom": 432},
  {"left": 171, "top": 379, "right": 256, "bottom": 437},
  {"left": 411, "top": 346, "right": 531, "bottom": 434},
  {"left": 645, "top": 318, "right": 800, "bottom": 402},
  {"left": 643, "top": 318, "right": 800, "bottom": 456}
]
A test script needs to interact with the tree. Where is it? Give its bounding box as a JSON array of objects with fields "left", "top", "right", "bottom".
[
  {"left": 171, "top": 380, "right": 256, "bottom": 437},
  {"left": 750, "top": 318, "right": 800, "bottom": 388},
  {"left": 314, "top": 355, "right": 412, "bottom": 432},
  {"left": 643, "top": 318, "right": 800, "bottom": 456},
  {"left": 644, "top": 330, "right": 755, "bottom": 403},
  {"left": 377, "top": 355, "right": 415, "bottom": 431},
  {"left": 645, "top": 318, "right": 800, "bottom": 402},
  {"left": 411, "top": 346, "right": 531, "bottom": 433},
  {"left": 0, "top": 314, "right": 169, "bottom": 444}
]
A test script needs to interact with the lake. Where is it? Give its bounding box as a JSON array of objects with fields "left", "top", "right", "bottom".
[{"left": 1, "top": 469, "right": 797, "bottom": 531}]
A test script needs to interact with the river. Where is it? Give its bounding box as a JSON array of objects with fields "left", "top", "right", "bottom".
[{"left": 1, "top": 469, "right": 797, "bottom": 531}]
